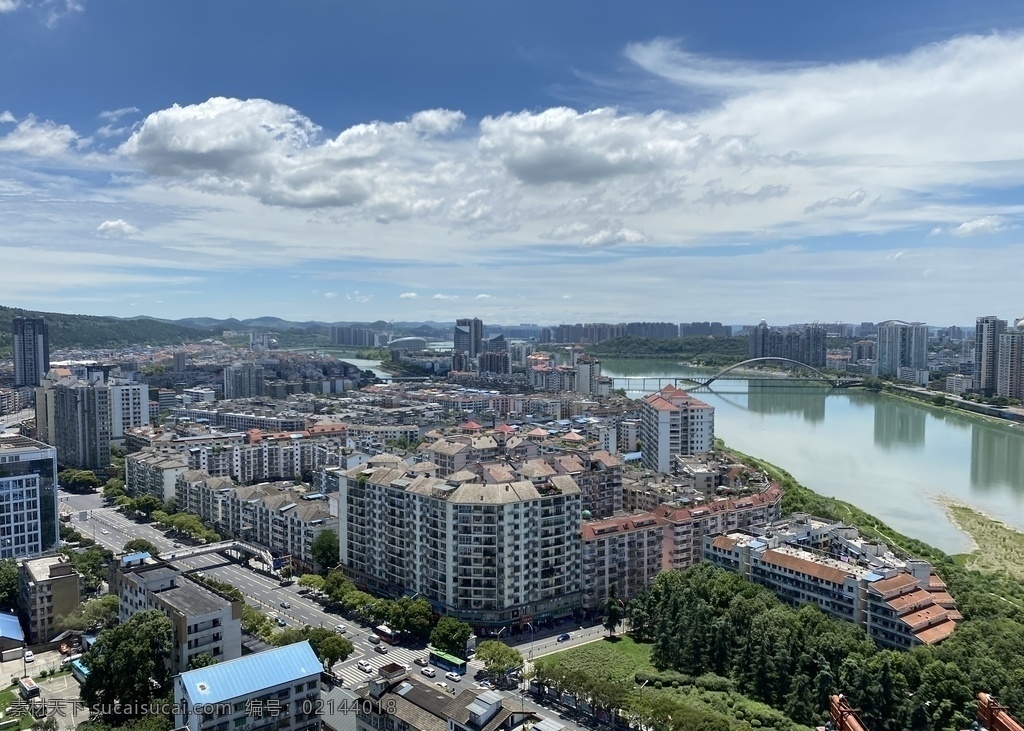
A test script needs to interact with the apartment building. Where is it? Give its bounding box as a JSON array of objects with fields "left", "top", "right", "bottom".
[
  {"left": 54, "top": 375, "right": 112, "bottom": 473},
  {"left": 517, "top": 451, "right": 622, "bottom": 518},
  {"left": 654, "top": 485, "right": 784, "bottom": 570},
  {"left": 19, "top": 555, "right": 81, "bottom": 645},
  {"left": 353, "top": 664, "right": 540, "bottom": 731},
  {"left": 997, "top": 326, "right": 1024, "bottom": 400},
  {"left": 0, "top": 435, "right": 59, "bottom": 559},
  {"left": 703, "top": 523, "right": 960, "bottom": 650},
  {"left": 338, "top": 463, "right": 583, "bottom": 629},
  {"left": 12, "top": 317, "right": 50, "bottom": 389},
  {"left": 113, "top": 554, "right": 242, "bottom": 672},
  {"left": 170, "top": 407, "right": 308, "bottom": 433},
  {"left": 223, "top": 363, "right": 266, "bottom": 400},
  {"left": 640, "top": 385, "right": 715, "bottom": 473},
  {"left": 173, "top": 641, "right": 321, "bottom": 731},
  {"left": 176, "top": 473, "right": 336, "bottom": 573},
  {"left": 125, "top": 450, "right": 189, "bottom": 503},
  {"left": 581, "top": 513, "right": 665, "bottom": 609}
]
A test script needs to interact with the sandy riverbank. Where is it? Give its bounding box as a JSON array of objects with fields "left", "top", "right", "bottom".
[{"left": 933, "top": 494, "right": 1024, "bottom": 579}]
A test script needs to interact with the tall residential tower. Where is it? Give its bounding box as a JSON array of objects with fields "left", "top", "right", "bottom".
[
  {"left": 12, "top": 317, "right": 49, "bottom": 388},
  {"left": 975, "top": 316, "right": 1007, "bottom": 396}
]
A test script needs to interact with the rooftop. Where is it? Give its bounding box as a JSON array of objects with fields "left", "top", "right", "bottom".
[
  {"left": 0, "top": 611, "right": 24, "bottom": 642},
  {"left": 178, "top": 641, "right": 321, "bottom": 705},
  {"left": 155, "top": 581, "right": 232, "bottom": 616}
]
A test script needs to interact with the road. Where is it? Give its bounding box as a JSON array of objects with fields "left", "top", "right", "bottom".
[
  {"left": 73, "top": 497, "right": 606, "bottom": 721},
  {"left": 1, "top": 407, "right": 34, "bottom": 432}
]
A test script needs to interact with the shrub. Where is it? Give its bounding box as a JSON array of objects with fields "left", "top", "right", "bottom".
[{"left": 695, "top": 674, "right": 734, "bottom": 692}]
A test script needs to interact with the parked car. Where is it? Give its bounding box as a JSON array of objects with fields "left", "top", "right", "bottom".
[
  {"left": 358, "top": 660, "right": 373, "bottom": 673},
  {"left": 420, "top": 667, "right": 436, "bottom": 678},
  {"left": 414, "top": 657, "right": 428, "bottom": 667},
  {"left": 374, "top": 644, "right": 389, "bottom": 654},
  {"left": 333, "top": 624, "right": 347, "bottom": 634},
  {"left": 557, "top": 633, "right": 571, "bottom": 643},
  {"left": 436, "top": 682, "right": 451, "bottom": 692},
  {"left": 445, "top": 672, "right": 462, "bottom": 682},
  {"left": 24, "top": 651, "right": 34, "bottom": 663}
]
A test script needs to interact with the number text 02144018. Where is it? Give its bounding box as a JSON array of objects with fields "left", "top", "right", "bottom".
[{"left": 303, "top": 698, "right": 398, "bottom": 715}]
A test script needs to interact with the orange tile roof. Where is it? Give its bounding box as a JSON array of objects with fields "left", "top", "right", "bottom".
[
  {"left": 913, "top": 619, "right": 957, "bottom": 645},
  {"left": 711, "top": 535, "right": 737, "bottom": 551},
  {"left": 885, "top": 588, "right": 933, "bottom": 614},
  {"left": 900, "top": 605, "right": 949, "bottom": 630},
  {"left": 870, "top": 572, "right": 919, "bottom": 595},
  {"left": 761, "top": 549, "right": 850, "bottom": 585}
]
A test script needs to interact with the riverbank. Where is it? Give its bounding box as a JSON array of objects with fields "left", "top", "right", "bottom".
[
  {"left": 857, "top": 382, "right": 1024, "bottom": 428},
  {"left": 936, "top": 496, "right": 1024, "bottom": 581}
]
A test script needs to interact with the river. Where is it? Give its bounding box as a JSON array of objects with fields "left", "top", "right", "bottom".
[{"left": 601, "top": 358, "right": 1024, "bottom": 554}]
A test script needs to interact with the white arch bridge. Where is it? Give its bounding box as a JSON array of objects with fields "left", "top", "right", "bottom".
[{"left": 614, "top": 357, "right": 863, "bottom": 390}]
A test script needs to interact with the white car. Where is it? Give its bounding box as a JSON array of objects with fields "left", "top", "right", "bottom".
[
  {"left": 101, "top": 529, "right": 109, "bottom": 535},
  {"left": 333, "top": 624, "right": 347, "bottom": 634},
  {"left": 435, "top": 681, "right": 451, "bottom": 692},
  {"left": 24, "top": 651, "right": 34, "bottom": 663},
  {"left": 374, "top": 644, "right": 389, "bottom": 654},
  {"left": 357, "top": 660, "right": 373, "bottom": 673},
  {"left": 420, "top": 667, "right": 436, "bottom": 678},
  {"left": 445, "top": 672, "right": 462, "bottom": 682}
]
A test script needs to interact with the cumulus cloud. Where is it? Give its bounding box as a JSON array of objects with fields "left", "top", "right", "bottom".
[
  {"left": 0, "top": 1, "right": 21, "bottom": 12},
  {"left": 432, "top": 294, "right": 458, "bottom": 300},
  {"left": 950, "top": 216, "right": 1009, "bottom": 236},
  {"left": 0, "top": 111, "right": 15, "bottom": 124},
  {"left": 0, "top": 114, "right": 80, "bottom": 157},
  {"left": 581, "top": 226, "right": 648, "bottom": 248},
  {"left": 99, "top": 107, "right": 139, "bottom": 122},
  {"left": 399, "top": 292, "right": 419, "bottom": 299},
  {"left": 96, "top": 219, "right": 140, "bottom": 238},
  {"left": 804, "top": 189, "right": 868, "bottom": 214},
  {"left": 410, "top": 109, "right": 465, "bottom": 135},
  {"left": 475, "top": 293, "right": 491, "bottom": 299}
]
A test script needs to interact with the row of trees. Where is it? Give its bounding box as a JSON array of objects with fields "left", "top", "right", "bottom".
[
  {"left": 632, "top": 563, "right": 1024, "bottom": 731},
  {"left": 58, "top": 468, "right": 102, "bottom": 493}
]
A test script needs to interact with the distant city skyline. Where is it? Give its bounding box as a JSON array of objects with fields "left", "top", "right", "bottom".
[{"left": 4, "top": 3, "right": 1024, "bottom": 322}]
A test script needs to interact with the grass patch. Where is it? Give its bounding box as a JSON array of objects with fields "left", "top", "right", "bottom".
[
  {"left": 944, "top": 501, "right": 1024, "bottom": 581},
  {"left": 536, "top": 635, "right": 655, "bottom": 683}
]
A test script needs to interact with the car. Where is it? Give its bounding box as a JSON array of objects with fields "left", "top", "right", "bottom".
[
  {"left": 374, "top": 644, "right": 389, "bottom": 654},
  {"left": 23, "top": 651, "right": 34, "bottom": 663},
  {"left": 435, "top": 682, "right": 451, "bottom": 692},
  {"left": 172, "top": 543, "right": 181, "bottom": 548},
  {"left": 101, "top": 529, "right": 109, "bottom": 535},
  {"left": 420, "top": 667, "right": 436, "bottom": 678},
  {"left": 358, "top": 660, "right": 374, "bottom": 673},
  {"left": 414, "top": 657, "right": 428, "bottom": 667},
  {"left": 557, "top": 633, "right": 571, "bottom": 643},
  {"left": 445, "top": 672, "right": 462, "bottom": 682},
  {"left": 333, "top": 624, "right": 347, "bottom": 634},
  {"left": 276, "top": 617, "right": 287, "bottom": 627},
  {"left": 367, "top": 634, "right": 380, "bottom": 644},
  {"left": 279, "top": 602, "right": 291, "bottom": 609}
]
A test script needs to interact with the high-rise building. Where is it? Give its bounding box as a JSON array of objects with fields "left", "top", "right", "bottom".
[
  {"left": 12, "top": 317, "right": 49, "bottom": 388},
  {"left": 749, "top": 321, "right": 771, "bottom": 359},
  {"left": 0, "top": 435, "right": 59, "bottom": 559},
  {"left": 454, "top": 317, "right": 484, "bottom": 359},
  {"left": 19, "top": 555, "right": 80, "bottom": 643},
  {"left": 223, "top": 363, "right": 265, "bottom": 399},
  {"left": 996, "top": 321, "right": 1024, "bottom": 400},
  {"left": 975, "top": 316, "right": 1008, "bottom": 396},
  {"left": 640, "top": 385, "right": 715, "bottom": 473},
  {"left": 54, "top": 376, "right": 113, "bottom": 473},
  {"left": 172, "top": 352, "right": 189, "bottom": 373},
  {"left": 876, "top": 321, "right": 928, "bottom": 376}
]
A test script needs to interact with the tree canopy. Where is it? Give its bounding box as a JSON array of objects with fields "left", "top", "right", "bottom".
[
  {"left": 311, "top": 530, "right": 339, "bottom": 574},
  {"left": 430, "top": 616, "right": 473, "bottom": 658},
  {"left": 123, "top": 538, "right": 161, "bottom": 557},
  {"left": 0, "top": 558, "right": 17, "bottom": 611},
  {"left": 59, "top": 594, "right": 119, "bottom": 632},
  {"left": 58, "top": 469, "right": 102, "bottom": 493},
  {"left": 80, "top": 610, "right": 174, "bottom": 721},
  {"left": 271, "top": 627, "right": 354, "bottom": 669},
  {"left": 475, "top": 640, "right": 523, "bottom": 682}
]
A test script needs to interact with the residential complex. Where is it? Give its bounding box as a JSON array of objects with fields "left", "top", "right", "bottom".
[
  {"left": 581, "top": 512, "right": 665, "bottom": 609},
  {"left": 703, "top": 515, "right": 960, "bottom": 649},
  {"left": 748, "top": 321, "right": 827, "bottom": 368},
  {"left": 876, "top": 320, "right": 928, "bottom": 377},
  {"left": 454, "top": 318, "right": 484, "bottom": 359},
  {"left": 976, "top": 316, "right": 1008, "bottom": 396},
  {"left": 997, "top": 322, "right": 1024, "bottom": 400},
  {"left": 336, "top": 461, "right": 583, "bottom": 628},
  {"left": 223, "top": 362, "right": 266, "bottom": 399},
  {"left": 0, "top": 434, "right": 59, "bottom": 559},
  {"left": 18, "top": 555, "right": 81, "bottom": 645},
  {"left": 113, "top": 553, "right": 243, "bottom": 672},
  {"left": 640, "top": 385, "right": 715, "bottom": 473},
  {"left": 173, "top": 641, "right": 322, "bottom": 731},
  {"left": 175, "top": 473, "right": 336, "bottom": 573},
  {"left": 12, "top": 317, "right": 49, "bottom": 389}
]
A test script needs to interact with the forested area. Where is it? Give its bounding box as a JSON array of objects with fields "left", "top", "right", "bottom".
[
  {"left": 589, "top": 336, "right": 751, "bottom": 365},
  {"left": 629, "top": 564, "right": 1024, "bottom": 731}
]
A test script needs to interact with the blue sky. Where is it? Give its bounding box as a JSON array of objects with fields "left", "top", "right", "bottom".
[{"left": 3, "top": 1, "right": 1024, "bottom": 325}]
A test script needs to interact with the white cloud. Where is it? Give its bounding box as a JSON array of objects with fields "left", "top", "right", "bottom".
[
  {"left": 0, "top": 114, "right": 80, "bottom": 157},
  {"left": 432, "top": 294, "right": 458, "bottom": 300},
  {"left": 581, "top": 227, "right": 648, "bottom": 248},
  {"left": 475, "top": 294, "right": 491, "bottom": 299},
  {"left": 804, "top": 189, "right": 868, "bottom": 214},
  {"left": 399, "top": 292, "right": 418, "bottom": 299},
  {"left": 0, "top": 111, "right": 15, "bottom": 123},
  {"left": 345, "top": 291, "right": 372, "bottom": 303},
  {"left": 0, "top": 1, "right": 21, "bottom": 12},
  {"left": 96, "top": 219, "right": 140, "bottom": 238},
  {"left": 950, "top": 216, "right": 1009, "bottom": 236},
  {"left": 99, "top": 107, "right": 139, "bottom": 122},
  {"left": 410, "top": 109, "right": 465, "bottom": 135},
  {"left": 324, "top": 292, "right": 337, "bottom": 298}
]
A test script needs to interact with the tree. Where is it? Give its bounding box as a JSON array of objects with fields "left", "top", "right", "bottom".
[
  {"left": 311, "top": 530, "right": 339, "bottom": 574},
  {"left": 80, "top": 610, "right": 173, "bottom": 721},
  {"left": 272, "top": 627, "right": 353, "bottom": 669},
  {"left": 188, "top": 653, "right": 217, "bottom": 670},
  {"left": 59, "top": 594, "right": 119, "bottom": 632},
  {"left": 603, "top": 583, "right": 623, "bottom": 638},
  {"left": 297, "top": 574, "right": 325, "bottom": 593},
  {"left": 430, "top": 616, "right": 473, "bottom": 658},
  {"left": 399, "top": 597, "right": 434, "bottom": 641},
  {"left": 63, "top": 545, "right": 113, "bottom": 593},
  {"left": 0, "top": 558, "right": 17, "bottom": 610},
  {"left": 123, "top": 538, "right": 161, "bottom": 557},
  {"left": 58, "top": 469, "right": 102, "bottom": 493},
  {"left": 132, "top": 494, "right": 164, "bottom": 520},
  {"left": 475, "top": 640, "right": 523, "bottom": 683}
]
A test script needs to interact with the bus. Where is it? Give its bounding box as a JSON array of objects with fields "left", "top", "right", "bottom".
[
  {"left": 19, "top": 677, "right": 40, "bottom": 700},
  {"left": 374, "top": 625, "right": 397, "bottom": 644},
  {"left": 428, "top": 650, "right": 467, "bottom": 676}
]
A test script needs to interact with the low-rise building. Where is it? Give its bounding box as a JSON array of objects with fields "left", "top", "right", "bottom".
[
  {"left": 19, "top": 555, "right": 81, "bottom": 645},
  {"left": 113, "top": 553, "right": 242, "bottom": 672},
  {"left": 581, "top": 512, "right": 665, "bottom": 609},
  {"left": 353, "top": 663, "right": 540, "bottom": 731},
  {"left": 173, "top": 641, "right": 322, "bottom": 731},
  {"left": 125, "top": 450, "right": 189, "bottom": 503}
]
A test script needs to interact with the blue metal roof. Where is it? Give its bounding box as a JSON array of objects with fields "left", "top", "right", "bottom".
[
  {"left": 120, "top": 552, "right": 151, "bottom": 565},
  {"left": 0, "top": 612, "right": 24, "bottom": 642},
  {"left": 71, "top": 659, "right": 89, "bottom": 676},
  {"left": 864, "top": 572, "right": 885, "bottom": 582},
  {"left": 178, "top": 641, "right": 321, "bottom": 705},
  {"left": 749, "top": 540, "right": 766, "bottom": 549}
]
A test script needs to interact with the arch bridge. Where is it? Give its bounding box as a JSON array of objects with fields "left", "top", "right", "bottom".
[{"left": 614, "top": 357, "right": 862, "bottom": 390}]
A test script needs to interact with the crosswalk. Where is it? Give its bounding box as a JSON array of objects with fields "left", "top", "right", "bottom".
[{"left": 331, "top": 645, "right": 485, "bottom": 689}]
